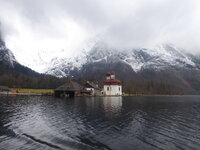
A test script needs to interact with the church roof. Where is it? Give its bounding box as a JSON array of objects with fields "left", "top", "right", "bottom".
[{"left": 104, "top": 79, "right": 121, "bottom": 85}]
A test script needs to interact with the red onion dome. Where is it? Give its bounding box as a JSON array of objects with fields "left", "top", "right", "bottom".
[
  {"left": 106, "top": 72, "right": 111, "bottom": 76},
  {"left": 110, "top": 72, "right": 115, "bottom": 75}
]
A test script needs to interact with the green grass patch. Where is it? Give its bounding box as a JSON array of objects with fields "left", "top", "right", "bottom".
[{"left": 12, "top": 88, "right": 53, "bottom": 94}]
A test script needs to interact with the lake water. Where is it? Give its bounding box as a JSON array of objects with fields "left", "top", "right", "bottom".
[{"left": 0, "top": 95, "right": 200, "bottom": 150}]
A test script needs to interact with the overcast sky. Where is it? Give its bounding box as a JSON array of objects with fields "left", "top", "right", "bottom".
[{"left": 0, "top": 0, "right": 200, "bottom": 71}]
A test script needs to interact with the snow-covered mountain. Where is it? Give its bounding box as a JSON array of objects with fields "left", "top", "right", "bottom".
[{"left": 45, "top": 42, "right": 200, "bottom": 77}]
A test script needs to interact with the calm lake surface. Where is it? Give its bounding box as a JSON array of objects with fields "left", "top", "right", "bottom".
[{"left": 0, "top": 95, "right": 200, "bottom": 150}]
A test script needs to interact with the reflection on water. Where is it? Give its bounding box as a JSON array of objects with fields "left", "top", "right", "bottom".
[
  {"left": 0, "top": 95, "right": 200, "bottom": 150},
  {"left": 102, "top": 97, "right": 122, "bottom": 118}
]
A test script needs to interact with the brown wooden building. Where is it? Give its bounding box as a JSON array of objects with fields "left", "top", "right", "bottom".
[{"left": 54, "top": 80, "right": 83, "bottom": 98}]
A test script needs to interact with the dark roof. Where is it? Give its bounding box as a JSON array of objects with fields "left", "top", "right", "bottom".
[
  {"left": 55, "top": 80, "right": 83, "bottom": 91},
  {"left": 84, "top": 81, "right": 100, "bottom": 90}
]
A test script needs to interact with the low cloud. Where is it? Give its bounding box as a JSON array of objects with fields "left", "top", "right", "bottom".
[{"left": 0, "top": 0, "right": 200, "bottom": 71}]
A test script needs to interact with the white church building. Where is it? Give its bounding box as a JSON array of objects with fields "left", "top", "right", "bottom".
[{"left": 103, "top": 72, "right": 122, "bottom": 96}]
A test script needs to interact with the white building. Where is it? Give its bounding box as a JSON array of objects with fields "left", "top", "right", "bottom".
[
  {"left": 103, "top": 72, "right": 122, "bottom": 96},
  {"left": 83, "top": 81, "right": 101, "bottom": 96}
]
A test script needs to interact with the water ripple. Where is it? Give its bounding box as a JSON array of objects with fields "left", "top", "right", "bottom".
[{"left": 0, "top": 95, "right": 200, "bottom": 150}]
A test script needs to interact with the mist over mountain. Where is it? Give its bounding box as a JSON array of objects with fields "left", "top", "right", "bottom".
[
  {"left": 0, "top": 32, "right": 39, "bottom": 77},
  {"left": 1, "top": 0, "right": 200, "bottom": 71}
]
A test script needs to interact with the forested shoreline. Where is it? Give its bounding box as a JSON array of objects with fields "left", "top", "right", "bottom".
[{"left": 0, "top": 73, "right": 197, "bottom": 95}]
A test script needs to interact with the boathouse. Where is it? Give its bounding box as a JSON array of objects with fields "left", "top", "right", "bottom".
[
  {"left": 103, "top": 72, "right": 122, "bottom": 96},
  {"left": 54, "top": 80, "right": 83, "bottom": 98}
]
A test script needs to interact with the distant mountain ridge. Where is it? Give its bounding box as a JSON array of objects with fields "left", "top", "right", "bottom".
[{"left": 45, "top": 42, "right": 200, "bottom": 77}]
